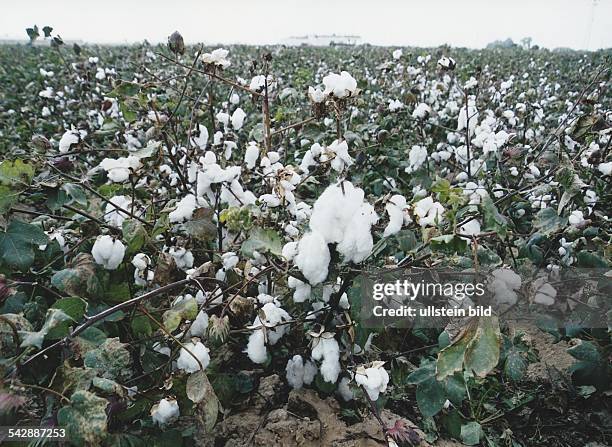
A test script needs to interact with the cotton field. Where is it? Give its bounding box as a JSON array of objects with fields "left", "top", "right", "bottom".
[{"left": 0, "top": 25, "right": 610, "bottom": 447}]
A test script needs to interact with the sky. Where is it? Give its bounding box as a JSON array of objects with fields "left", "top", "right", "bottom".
[{"left": 1, "top": 0, "right": 611, "bottom": 50}]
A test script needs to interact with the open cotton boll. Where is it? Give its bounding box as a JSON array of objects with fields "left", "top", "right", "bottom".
[
  {"left": 151, "top": 398, "right": 180, "bottom": 426},
  {"left": 326, "top": 140, "right": 354, "bottom": 173},
  {"left": 169, "top": 247, "right": 194, "bottom": 270},
  {"left": 412, "top": 103, "right": 431, "bottom": 120},
  {"left": 311, "top": 336, "right": 340, "bottom": 383},
  {"left": 169, "top": 194, "right": 207, "bottom": 223},
  {"left": 308, "top": 86, "right": 325, "bottom": 103},
  {"left": 322, "top": 71, "right": 357, "bottom": 98},
  {"left": 392, "top": 49, "right": 402, "bottom": 60},
  {"left": 533, "top": 282, "right": 557, "bottom": 306},
  {"left": 568, "top": 210, "right": 586, "bottom": 227},
  {"left": 231, "top": 108, "right": 246, "bottom": 130},
  {"left": 598, "top": 161, "right": 612, "bottom": 176},
  {"left": 221, "top": 252, "right": 239, "bottom": 270},
  {"left": 246, "top": 302, "right": 291, "bottom": 363},
  {"left": 176, "top": 341, "right": 210, "bottom": 373},
  {"left": 190, "top": 124, "right": 209, "bottom": 150},
  {"left": 457, "top": 103, "right": 479, "bottom": 136},
  {"left": 406, "top": 145, "right": 427, "bottom": 173},
  {"left": 309, "top": 182, "right": 365, "bottom": 244},
  {"left": 104, "top": 195, "right": 133, "bottom": 227},
  {"left": 99, "top": 156, "right": 142, "bottom": 183},
  {"left": 288, "top": 276, "right": 311, "bottom": 303},
  {"left": 244, "top": 143, "right": 260, "bottom": 170},
  {"left": 414, "top": 196, "right": 445, "bottom": 227},
  {"left": 282, "top": 241, "right": 299, "bottom": 261},
  {"left": 202, "top": 48, "right": 230, "bottom": 68},
  {"left": 286, "top": 355, "right": 317, "bottom": 389},
  {"left": 91, "top": 235, "right": 125, "bottom": 270},
  {"left": 488, "top": 268, "right": 522, "bottom": 306},
  {"left": 355, "top": 363, "right": 390, "bottom": 401},
  {"left": 336, "top": 202, "right": 379, "bottom": 263},
  {"left": 383, "top": 195, "right": 410, "bottom": 237},
  {"left": 337, "top": 377, "right": 354, "bottom": 401},
  {"left": 189, "top": 310, "right": 209, "bottom": 337},
  {"left": 58, "top": 129, "right": 85, "bottom": 153},
  {"left": 459, "top": 219, "right": 481, "bottom": 239},
  {"left": 294, "top": 232, "right": 330, "bottom": 285}
]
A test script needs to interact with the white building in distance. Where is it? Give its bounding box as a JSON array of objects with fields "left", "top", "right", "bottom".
[{"left": 282, "top": 34, "right": 362, "bottom": 46}]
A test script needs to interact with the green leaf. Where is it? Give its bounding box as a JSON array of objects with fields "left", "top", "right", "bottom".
[
  {"left": 122, "top": 219, "right": 148, "bottom": 252},
  {"left": 533, "top": 208, "right": 567, "bottom": 236},
  {"left": 131, "top": 315, "right": 153, "bottom": 338},
  {"left": 57, "top": 390, "right": 108, "bottom": 445},
  {"left": 504, "top": 347, "right": 527, "bottom": 381},
  {"left": 395, "top": 229, "right": 418, "bottom": 252},
  {"left": 464, "top": 316, "right": 501, "bottom": 378},
  {"left": 416, "top": 377, "right": 446, "bottom": 417},
  {"left": 0, "top": 159, "right": 35, "bottom": 186},
  {"left": 162, "top": 295, "right": 198, "bottom": 332},
  {"left": 575, "top": 251, "right": 609, "bottom": 268},
  {"left": 241, "top": 227, "right": 282, "bottom": 258},
  {"left": 481, "top": 196, "right": 508, "bottom": 236},
  {"left": 51, "top": 297, "right": 87, "bottom": 321},
  {"left": 0, "top": 220, "right": 47, "bottom": 271},
  {"left": 460, "top": 421, "right": 483, "bottom": 445}
]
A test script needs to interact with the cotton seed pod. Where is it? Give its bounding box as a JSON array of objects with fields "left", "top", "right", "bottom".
[
  {"left": 168, "top": 31, "right": 185, "bottom": 55},
  {"left": 208, "top": 315, "right": 230, "bottom": 342},
  {"left": 31, "top": 134, "right": 51, "bottom": 150},
  {"left": 229, "top": 295, "right": 254, "bottom": 320}
]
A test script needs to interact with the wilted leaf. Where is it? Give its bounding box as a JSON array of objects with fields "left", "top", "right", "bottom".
[
  {"left": 533, "top": 208, "right": 567, "bottom": 236},
  {"left": 19, "top": 308, "right": 74, "bottom": 348},
  {"left": 57, "top": 390, "right": 108, "bottom": 445},
  {"left": 162, "top": 295, "right": 198, "bottom": 332},
  {"left": 183, "top": 208, "right": 217, "bottom": 241},
  {"left": 51, "top": 253, "right": 102, "bottom": 298},
  {"left": 241, "top": 227, "right": 282, "bottom": 257},
  {"left": 464, "top": 316, "right": 501, "bottom": 378},
  {"left": 83, "top": 337, "right": 132, "bottom": 380}
]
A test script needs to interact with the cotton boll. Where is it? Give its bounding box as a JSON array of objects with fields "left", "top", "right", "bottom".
[
  {"left": 459, "top": 219, "right": 481, "bottom": 239},
  {"left": 189, "top": 310, "right": 209, "bottom": 337},
  {"left": 414, "top": 196, "right": 445, "bottom": 227},
  {"left": 282, "top": 241, "right": 298, "bottom": 261},
  {"left": 294, "top": 232, "right": 330, "bottom": 285},
  {"left": 336, "top": 203, "right": 378, "bottom": 263},
  {"left": 191, "top": 124, "right": 209, "bottom": 149},
  {"left": 169, "top": 194, "right": 206, "bottom": 223},
  {"left": 202, "top": 48, "right": 230, "bottom": 68},
  {"left": 309, "top": 182, "right": 364, "bottom": 244},
  {"left": 246, "top": 329, "right": 268, "bottom": 363},
  {"left": 383, "top": 195, "right": 409, "bottom": 237},
  {"left": 177, "top": 341, "right": 210, "bottom": 373},
  {"left": 244, "top": 143, "right": 260, "bottom": 169},
  {"left": 285, "top": 355, "right": 317, "bottom": 389},
  {"left": 58, "top": 129, "right": 84, "bottom": 153},
  {"left": 337, "top": 377, "right": 354, "bottom": 401},
  {"left": 412, "top": 103, "right": 431, "bottom": 120},
  {"left": 355, "top": 363, "right": 390, "bottom": 401},
  {"left": 231, "top": 108, "right": 246, "bottom": 130},
  {"left": 311, "top": 336, "right": 340, "bottom": 383},
  {"left": 568, "top": 210, "right": 586, "bottom": 227},
  {"left": 322, "top": 71, "right": 357, "bottom": 98},
  {"left": 222, "top": 252, "right": 239, "bottom": 270},
  {"left": 151, "top": 398, "right": 180, "bottom": 426},
  {"left": 308, "top": 86, "right": 325, "bottom": 103},
  {"left": 598, "top": 162, "right": 612, "bottom": 176},
  {"left": 488, "top": 268, "right": 522, "bottom": 306},
  {"left": 169, "top": 247, "right": 194, "bottom": 271},
  {"left": 246, "top": 302, "right": 291, "bottom": 364},
  {"left": 99, "top": 156, "right": 142, "bottom": 183},
  {"left": 104, "top": 195, "right": 133, "bottom": 227},
  {"left": 91, "top": 235, "right": 125, "bottom": 270},
  {"left": 533, "top": 282, "right": 556, "bottom": 306},
  {"left": 288, "top": 276, "right": 311, "bottom": 303}
]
